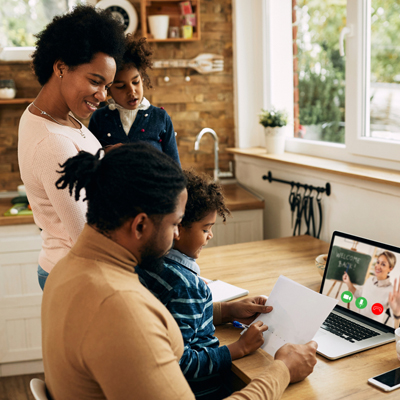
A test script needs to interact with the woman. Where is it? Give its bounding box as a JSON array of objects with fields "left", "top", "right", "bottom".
[
  {"left": 18, "top": 5, "right": 125, "bottom": 290},
  {"left": 343, "top": 251, "right": 398, "bottom": 325}
]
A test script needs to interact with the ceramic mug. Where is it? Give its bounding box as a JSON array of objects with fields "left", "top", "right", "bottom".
[
  {"left": 315, "top": 254, "right": 328, "bottom": 277},
  {"left": 148, "top": 15, "right": 169, "bottom": 40}
]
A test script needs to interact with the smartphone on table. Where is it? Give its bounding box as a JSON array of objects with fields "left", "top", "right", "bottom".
[{"left": 368, "top": 367, "right": 400, "bottom": 392}]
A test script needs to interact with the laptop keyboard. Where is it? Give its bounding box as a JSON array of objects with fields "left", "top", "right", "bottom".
[{"left": 321, "top": 313, "right": 380, "bottom": 343}]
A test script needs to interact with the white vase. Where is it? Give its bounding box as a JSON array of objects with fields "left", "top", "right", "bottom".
[{"left": 264, "top": 126, "right": 286, "bottom": 155}]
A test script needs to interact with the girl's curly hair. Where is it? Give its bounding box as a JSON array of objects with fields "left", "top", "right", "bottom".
[
  {"left": 181, "top": 169, "right": 231, "bottom": 228},
  {"left": 120, "top": 35, "right": 153, "bottom": 89}
]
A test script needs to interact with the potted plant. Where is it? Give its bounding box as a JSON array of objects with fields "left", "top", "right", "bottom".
[{"left": 259, "top": 108, "right": 288, "bottom": 154}]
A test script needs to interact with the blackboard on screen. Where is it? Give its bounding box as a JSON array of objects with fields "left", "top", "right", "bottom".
[{"left": 326, "top": 246, "right": 372, "bottom": 286}]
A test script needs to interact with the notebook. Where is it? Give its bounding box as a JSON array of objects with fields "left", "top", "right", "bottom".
[
  {"left": 200, "top": 277, "right": 249, "bottom": 302},
  {"left": 313, "top": 231, "right": 398, "bottom": 360}
]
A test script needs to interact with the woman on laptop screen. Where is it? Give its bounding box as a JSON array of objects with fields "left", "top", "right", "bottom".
[{"left": 343, "top": 251, "right": 399, "bottom": 326}]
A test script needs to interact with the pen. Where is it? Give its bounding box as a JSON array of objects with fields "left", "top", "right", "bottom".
[{"left": 232, "top": 321, "right": 250, "bottom": 329}]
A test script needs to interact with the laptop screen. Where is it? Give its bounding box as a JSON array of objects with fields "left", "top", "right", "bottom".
[{"left": 320, "top": 231, "right": 400, "bottom": 329}]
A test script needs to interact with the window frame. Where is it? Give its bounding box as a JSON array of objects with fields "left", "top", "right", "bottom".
[
  {"left": 288, "top": 0, "right": 400, "bottom": 168},
  {"left": 345, "top": 0, "right": 400, "bottom": 162}
]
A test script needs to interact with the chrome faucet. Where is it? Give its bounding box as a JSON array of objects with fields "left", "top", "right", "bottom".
[
  {"left": 194, "top": 128, "right": 219, "bottom": 180},
  {"left": 194, "top": 128, "right": 233, "bottom": 181}
]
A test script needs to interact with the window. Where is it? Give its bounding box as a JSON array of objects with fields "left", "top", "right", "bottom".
[
  {"left": 0, "top": 0, "right": 87, "bottom": 61},
  {"left": 294, "top": 0, "right": 346, "bottom": 144},
  {"left": 290, "top": 0, "right": 400, "bottom": 166}
]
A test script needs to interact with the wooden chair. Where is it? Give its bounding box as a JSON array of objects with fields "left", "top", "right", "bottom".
[{"left": 30, "top": 378, "right": 49, "bottom": 400}]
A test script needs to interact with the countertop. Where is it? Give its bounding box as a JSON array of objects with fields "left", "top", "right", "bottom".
[
  {"left": 0, "top": 183, "right": 264, "bottom": 227},
  {"left": 0, "top": 197, "right": 34, "bottom": 226}
]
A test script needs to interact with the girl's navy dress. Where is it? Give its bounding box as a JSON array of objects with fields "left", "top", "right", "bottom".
[{"left": 89, "top": 101, "right": 180, "bottom": 165}]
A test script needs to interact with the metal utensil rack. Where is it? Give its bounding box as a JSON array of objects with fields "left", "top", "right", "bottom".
[
  {"left": 262, "top": 171, "right": 331, "bottom": 238},
  {"left": 262, "top": 171, "right": 331, "bottom": 196}
]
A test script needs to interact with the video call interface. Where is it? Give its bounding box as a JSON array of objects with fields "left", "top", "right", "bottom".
[{"left": 321, "top": 236, "right": 400, "bottom": 328}]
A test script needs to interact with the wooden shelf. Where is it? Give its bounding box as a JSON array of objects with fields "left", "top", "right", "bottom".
[
  {"left": 140, "top": 0, "right": 201, "bottom": 42},
  {"left": 0, "top": 98, "right": 34, "bottom": 105}
]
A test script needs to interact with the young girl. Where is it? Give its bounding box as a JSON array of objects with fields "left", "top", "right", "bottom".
[
  {"left": 343, "top": 251, "right": 397, "bottom": 325},
  {"left": 89, "top": 36, "right": 180, "bottom": 164},
  {"left": 136, "top": 170, "right": 270, "bottom": 400}
]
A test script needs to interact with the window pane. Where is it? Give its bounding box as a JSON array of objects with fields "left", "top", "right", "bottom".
[
  {"left": 295, "top": 0, "right": 346, "bottom": 143},
  {"left": 369, "top": 0, "right": 400, "bottom": 142},
  {"left": 0, "top": 0, "right": 85, "bottom": 48}
]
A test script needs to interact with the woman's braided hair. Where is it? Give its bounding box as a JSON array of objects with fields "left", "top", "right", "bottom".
[{"left": 56, "top": 143, "right": 186, "bottom": 234}]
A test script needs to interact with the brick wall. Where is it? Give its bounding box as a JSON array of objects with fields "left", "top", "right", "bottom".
[
  {"left": 0, "top": 63, "right": 41, "bottom": 191},
  {"left": 0, "top": 0, "right": 234, "bottom": 192}
]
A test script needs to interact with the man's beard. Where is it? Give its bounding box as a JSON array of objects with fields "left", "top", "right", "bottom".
[
  {"left": 139, "top": 250, "right": 165, "bottom": 274},
  {"left": 138, "top": 232, "right": 171, "bottom": 274}
]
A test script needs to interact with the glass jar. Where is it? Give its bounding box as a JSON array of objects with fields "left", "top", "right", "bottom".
[{"left": 0, "top": 79, "right": 16, "bottom": 99}]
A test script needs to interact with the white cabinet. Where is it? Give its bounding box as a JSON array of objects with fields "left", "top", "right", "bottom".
[
  {"left": 207, "top": 209, "right": 264, "bottom": 248},
  {"left": 0, "top": 224, "right": 43, "bottom": 376}
]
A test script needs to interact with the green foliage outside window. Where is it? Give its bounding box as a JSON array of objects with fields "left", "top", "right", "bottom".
[
  {"left": 297, "top": 0, "right": 400, "bottom": 143},
  {"left": 297, "top": 0, "right": 346, "bottom": 143}
]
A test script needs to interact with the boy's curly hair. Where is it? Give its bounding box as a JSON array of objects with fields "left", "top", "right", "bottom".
[
  {"left": 120, "top": 35, "right": 153, "bottom": 89},
  {"left": 181, "top": 170, "right": 231, "bottom": 228},
  {"left": 31, "top": 5, "right": 126, "bottom": 86}
]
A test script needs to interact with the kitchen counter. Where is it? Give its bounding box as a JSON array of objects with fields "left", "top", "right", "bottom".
[
  {"left": 0, "top": 197, "right": 34, "bottom": 226},
  {"left": 0, "top": 184, "right": 264, "bottom": 226},
  {"left": 221, "top": 183, "right": 264, "bottom": 211}
]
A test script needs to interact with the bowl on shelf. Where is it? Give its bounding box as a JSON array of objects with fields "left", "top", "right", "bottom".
[
  {"left": 0, "top": 79, "right": 16, "bottom": 99},
  {"left": 315, "top": 254, "right": 328, "bottom": 277}
]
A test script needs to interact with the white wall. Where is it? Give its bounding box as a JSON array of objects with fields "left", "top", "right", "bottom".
[
  {"left": 234, "top": 155, "right": 400, "bottom": 246},
  {"left": 232, "top": 0, "right": 294, "bottom": 148}
]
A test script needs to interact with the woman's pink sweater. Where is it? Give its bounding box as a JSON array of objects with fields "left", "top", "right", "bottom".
[{"left": 18, "top": 106, "right": 101, "bottom": 273}]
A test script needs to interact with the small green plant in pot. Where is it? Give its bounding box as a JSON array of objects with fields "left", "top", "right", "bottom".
[{"left": 259, "top": 108, "right": 289, "bottom": 154}]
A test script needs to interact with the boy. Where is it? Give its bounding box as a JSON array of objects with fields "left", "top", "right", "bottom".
[{"left": 136, "top": 170, "right": 268, "bottom": 399}]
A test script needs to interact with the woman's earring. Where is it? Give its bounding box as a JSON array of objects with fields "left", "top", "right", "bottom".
[{"left": 59, "top": 75, "right": 63, "bottom": 78}]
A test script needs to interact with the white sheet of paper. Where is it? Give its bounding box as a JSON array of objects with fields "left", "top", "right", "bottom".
[{"left": 252, "top": 275, "right": 338, "bottom": 356}]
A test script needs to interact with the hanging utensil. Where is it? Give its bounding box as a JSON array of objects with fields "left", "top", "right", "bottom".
[
  {"left": 308, "top": 189, "right": 316, "bottom": 237},
  {"left": 288, "top": 183, "right": 297, "bottom": 228},
  {"left": 316, "top": 189, "right": 323, "bottom": 239},
  {"left": 153, "top": 53, "right": 224, "bottom": 74}
]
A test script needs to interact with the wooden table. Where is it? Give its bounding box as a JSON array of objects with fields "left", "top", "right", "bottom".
[{"left": 198, "top": 235, "right": 400, "bottom": 399}]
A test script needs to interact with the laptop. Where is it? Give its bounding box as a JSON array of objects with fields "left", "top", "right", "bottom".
[{"left": 313, "top": 231, "right": 398, "bottom": 360}]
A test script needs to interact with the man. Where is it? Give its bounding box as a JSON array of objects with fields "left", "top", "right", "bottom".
[{"left": 41, "top": 143, "right": 318, "bottom": 399}]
